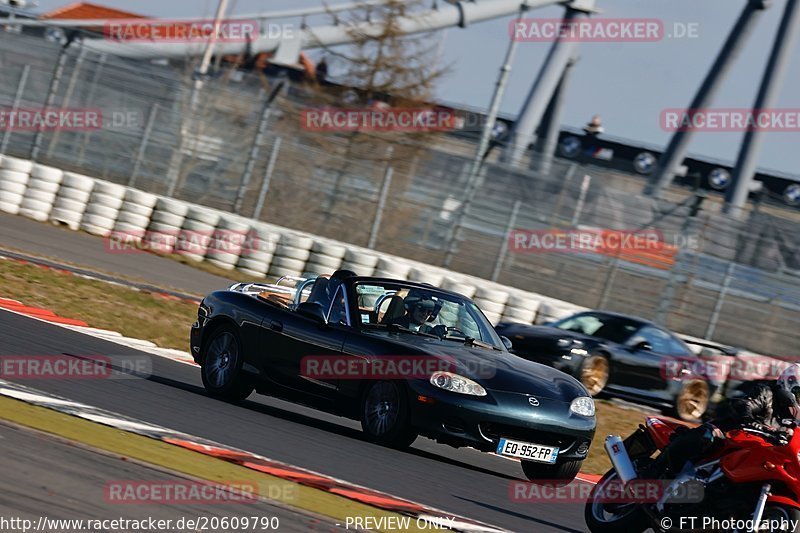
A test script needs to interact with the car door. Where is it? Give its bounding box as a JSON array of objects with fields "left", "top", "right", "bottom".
[
  {"left": 261, "top": 284, "right": 350, "bottom": 399},
  {"left": 614, "top": 325, "right": 676, "bottom": 394}
]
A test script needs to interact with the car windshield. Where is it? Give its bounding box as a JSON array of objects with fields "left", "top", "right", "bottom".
[
  {"left": 353, "top": 281, "right": 503, "bottom": 349},
  {"left": 551, "top": 312, "right": 642, "bottom": 344}
]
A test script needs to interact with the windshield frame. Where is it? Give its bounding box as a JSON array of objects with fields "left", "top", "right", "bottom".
[{"left": 347, "top": 279, "right": 505, "bottom": 349}]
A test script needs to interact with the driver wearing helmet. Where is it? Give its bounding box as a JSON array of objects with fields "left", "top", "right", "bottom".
[
  {"left": 646, "top": 363, "right": 800, "bottom": 478},
  {"left": 393, "top": 295, "right": 439, "bottom": 333}
]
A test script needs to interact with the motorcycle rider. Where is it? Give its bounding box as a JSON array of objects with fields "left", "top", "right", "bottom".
[{"left": 646, "top": 363, "right": 800, "bottom": 479}]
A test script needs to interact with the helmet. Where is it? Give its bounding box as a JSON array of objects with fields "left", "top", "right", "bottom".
[
  {"left": 777, "top": 363, "right": 800, "bottom": 403},
  {"left": 404, "top": 293, "right": 441, "bottom": 322}
]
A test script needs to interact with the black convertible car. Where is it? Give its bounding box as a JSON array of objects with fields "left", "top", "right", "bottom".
[
  {"left": 495, "top": 311, "right": 711, "bottom": 421},
  {"left": 190, "top": 271, "right": 596, "bottom": 482}
]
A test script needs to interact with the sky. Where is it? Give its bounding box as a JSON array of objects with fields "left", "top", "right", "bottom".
[{"left": 28, "top": 0, "right": 800, "bottom": 177}]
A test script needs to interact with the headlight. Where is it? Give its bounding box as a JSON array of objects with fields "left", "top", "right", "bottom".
[
  {"left": 430, "top": 371, "right": 487, "bottom": 396},
  {"left": 570, "top": 396, "right": 595, "bottom": 417}
]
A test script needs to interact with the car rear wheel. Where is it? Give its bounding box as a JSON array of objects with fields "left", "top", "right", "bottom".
[
  {"left": 360, "top": 381, "right": 417, "bottom": 448},
  {"left": 672, "top": 379, "right": 709, "bottom": 422},
  {"left": 201, "top": 324, "right": 254, "bottom": 402},
  {"left": 521, "top": 458, "right": 582, "bottom": 484},
  {"left": 579, "top": 354, "right": 609, "bottom": 396}
]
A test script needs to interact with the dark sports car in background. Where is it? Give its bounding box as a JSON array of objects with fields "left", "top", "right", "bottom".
[
  {"left": 495, "top": 311, "right": 711, "bottom": 421},
  {"left": 191, "top": 272, "right": 596, "bottom": 482}
]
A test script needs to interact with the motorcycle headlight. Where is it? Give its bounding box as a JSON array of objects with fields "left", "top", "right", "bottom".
[
  {"left": 430, "top": 371, "right": 487, "bottom": 396},
  {"left": 570, "top": 396, "right": 595, "bottom": 417}
]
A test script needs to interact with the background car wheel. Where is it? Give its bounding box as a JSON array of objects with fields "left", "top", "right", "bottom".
[
  {"left": 360, "top": 381, "right": 417, "bottom": 448},
  {"left": 521, "top": 458, "right": 582, "bottom": 485},
  {"left": 584, "top": 469, "right": 648, "bottom": 533},
  {"left": 200, "top": 324, "right": 254, "bottom": 402},
  {"left": 578, "top": 354, "right": 609, "bottom": 397},
  {"left": 671, "top": 379, "right": 709, "bottom": 422}
]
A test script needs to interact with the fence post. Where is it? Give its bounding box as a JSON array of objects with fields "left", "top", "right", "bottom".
[
  {"left": 367, "top": 159, "right": 394, "bottom": 250},
  {"left": 704, "top": 260, "right": 735, "bottom": 340},
  {"left": 46, "top": 45, "right": 87, "bottom": 158},
  {"left": 570, "top": 174, "right": 591, "bottom": 226},
  {"left": 30, "top": 40, "right": 76, "bottom": 161},
  {"left": 654, "top": 192, "right": 707, "bottom": 325},
  {"left": 549, "top": 163, "right": 577, "bottom": 224},
  {"left": 129, "top": 103, "right": 160, "bottom": 187},
  {"left": 234, "top": 81, "right": 285, "bottom": 213},
  {"left": 75, "top": 53, "right": 108, "bottom": 164},
  {"left": 491, "top": 199, "right": 522, "bottom": 282},
  {"left": 0, "top": 65, "right": 30, "bottom": 155},
  {"left": 253, "top": 136, "right": 282, "bottom": 220}
]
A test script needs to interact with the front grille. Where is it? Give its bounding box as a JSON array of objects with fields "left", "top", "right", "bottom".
[{"left": 480, "top": 422, "right": 576, "bottom": 450}]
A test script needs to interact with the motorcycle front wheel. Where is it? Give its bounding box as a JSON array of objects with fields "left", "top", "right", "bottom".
[
  {"left": 756, "top": 505, "right": 800, "bottom": 533},
  {"left": 584, "top": 469, "right": 648, "bottom": 533}
]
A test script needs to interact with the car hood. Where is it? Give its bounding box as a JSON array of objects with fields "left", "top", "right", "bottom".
[
  {"left": 501, "top": 324, "right": 608, "bottom": 349},
  {"left": 361, "top": 331, "right": 589, "bottom": 401}
]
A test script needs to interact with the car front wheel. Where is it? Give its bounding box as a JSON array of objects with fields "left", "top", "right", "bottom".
[
  {"left": 360, "top": 381, "right": 417, "bottom": 449},
  {"left": 200, "top": 324, "right": 254, "bottom": 402}
]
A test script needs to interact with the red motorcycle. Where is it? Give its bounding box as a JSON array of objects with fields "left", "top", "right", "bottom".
[{"left": 585, "top": 416, "right": 800, "bottom": 532}]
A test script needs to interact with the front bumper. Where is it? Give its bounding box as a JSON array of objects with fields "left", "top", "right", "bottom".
[{"left": 407, "top": 380, "right": 595, "bottom": 461}]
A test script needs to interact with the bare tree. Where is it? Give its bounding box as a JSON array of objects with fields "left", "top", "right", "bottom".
[{"left": 303, "top": 0, "right": 452, "bottom": 241}]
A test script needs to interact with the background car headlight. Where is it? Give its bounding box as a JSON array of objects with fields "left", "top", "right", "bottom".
[
  {"left": 430, "top": 371, "right": 487, "bottom": 396},
  {"left": 570, "top": 396, "right": 595, "bottom": 417}
]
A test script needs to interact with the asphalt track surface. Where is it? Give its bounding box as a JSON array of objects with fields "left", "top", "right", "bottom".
[
  {"left": 0, "top": 420, "right": 343, "bottom": 532},
  {"left": 0, "top": 212, "right": 235, "bottom": 295},
  {"left": 0, "top": 310, "right": 590, "bottom": 532}
]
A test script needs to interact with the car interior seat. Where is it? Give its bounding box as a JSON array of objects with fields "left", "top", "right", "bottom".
[{"left": 379, "top": 295, "right": 406, "bottom": 324}]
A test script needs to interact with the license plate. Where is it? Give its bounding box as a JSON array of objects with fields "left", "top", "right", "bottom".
[{"left": 496, "top": 437, "right": 559, "bottom": 464}]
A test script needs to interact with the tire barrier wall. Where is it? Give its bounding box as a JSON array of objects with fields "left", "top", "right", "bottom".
[{"left": 0, "top": 154, "right": 589, "bottom": 326}]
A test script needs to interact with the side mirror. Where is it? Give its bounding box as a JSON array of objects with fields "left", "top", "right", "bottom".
[
  {"left": 500, "top": 336, "right": 513, "bottom": 351},
  {"left": 632, "top": 341, "right": 652, "bottom": 352},
  {"left": 296, "top": 302, "right": 327, "bottom": 324}
]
